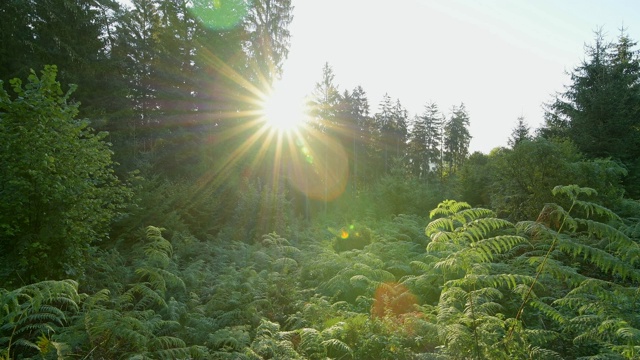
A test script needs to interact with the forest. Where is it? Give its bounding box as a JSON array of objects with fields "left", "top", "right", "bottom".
[{"left": 1, "top": 0, "right": 640, "bottom": 359}]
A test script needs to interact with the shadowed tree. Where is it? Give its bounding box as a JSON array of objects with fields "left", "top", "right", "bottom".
[
  {"left": 508, "top": 115, "right": 532, "bottom": 148},
  {"left": 408, "top": 102, "right": 443, "bottom": 180},
  {"left": 443, "top": 103, "right": 471, "bottom": 175},
  {"left": 0, "top": 0, "right": 122, "bottom": 120},
  {"left": 543, "top": 30, "right": 640, "bottom": 197},
  {"left": 0, "top": 66, "right": 130, "bottom": 284},
  {"left": 337, "top": 86, "right": 372, "bottom": 192},
  {"left": 374, "top": 94, "right": 408, "bottom": 174},
  {"left": 244, "top": 0, "right": 293, "bottom": 84}
]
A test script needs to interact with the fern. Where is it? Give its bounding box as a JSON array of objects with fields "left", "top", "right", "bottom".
[
  {"left": 423, "top": 200, "right": 537, "bottom": 358},
  {"left": 249, "top": 318, "right": 304, "bottom": 359},
  {"left": 0, "top": 279, "right": 80, "bottom": 359},
  {"left": 508, "top": 185, "right": 640, "bottom": 359},
  {"left": 209, "top": 326, "right": 251, "bottom": 352}
]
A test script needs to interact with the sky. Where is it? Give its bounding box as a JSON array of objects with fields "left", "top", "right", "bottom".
[{"left": 277, "top": 0, "right": 640, "bottom": 153}]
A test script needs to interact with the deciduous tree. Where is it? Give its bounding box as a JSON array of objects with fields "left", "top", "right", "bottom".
[{"left": 0, "top": 66, "right": 129, "bottom": 284}]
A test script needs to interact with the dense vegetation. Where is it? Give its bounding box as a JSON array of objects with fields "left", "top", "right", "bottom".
[{"left": 1, "top": 1, "right": 640, "bottom": 359}]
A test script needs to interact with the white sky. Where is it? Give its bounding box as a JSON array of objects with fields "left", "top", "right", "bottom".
[{"left": 278, "top": 0, "right": 640, "bottom": 153}]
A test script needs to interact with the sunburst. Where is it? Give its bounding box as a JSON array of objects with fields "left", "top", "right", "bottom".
[{"left": 260, "top": 82, "right": 307, "bottom": 134}]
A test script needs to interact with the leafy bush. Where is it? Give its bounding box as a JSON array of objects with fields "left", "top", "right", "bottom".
[{"left": 0, "top": 66, "right": 130, "bottom": 284}]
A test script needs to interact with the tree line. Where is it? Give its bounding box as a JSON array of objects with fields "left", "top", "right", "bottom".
[{"left": 2, "top": 0, "right": 640, "bottom": 357}]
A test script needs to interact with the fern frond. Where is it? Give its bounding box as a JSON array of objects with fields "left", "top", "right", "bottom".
[
  {"left": 0, "top": 280, "right": 80, "bottom": 358},
  {"left": 152, "top": 345, "right": 202, "bottom": 359},
  {"left": 261, "top": 232, "right": 291, "bottom": 247},
  {"left": 474, "top": 274, "right": 534, "bottom": 290},
  {"left": 409, "top": 260, "right": 434, "bottom": 272},
  {"left": 574, "top": 199, "right": 620, "bottom": 220},
  {"left": 272, "top": 257, "right": 298, "bottom": 272},
  {"left": 462, "top": 218, "right": 514, "bottom": 242},
  {"left": 523, "top": 328, "right": 561, "bottom": 345},
  {"left": 277, "top": 245, "right": 302, "bottom": 256},
  {"left": 472, "top": 235, "right": 528, "bottom": 261},
  {"left": 121, "top": 282, "right": 167, "bottom": 310},
  {"left": 150, "top": 335, "right": 186, "bottom": 349},
  {"left": 528, "top": 299, "right": 567, "bottom": 325},
  {"left": 426, "top": 218, "right": 456, "bottom": 236},
  {"left": 434, "top": 255, "right": 463, "bottom": 273},
  {"left": 430, "top": 200, "right": 472, "bottom": 219},
  {"left": 551, "top": 184, "right": 597, "bottom": 201},
  {"left": 555, "top": 236, "right": 640, "bottom": 281},
  {"left": 527, "top": 256, "right": 586, "bottom": 286},
  {"left": 321, "top": 338, "right": 352, "bottom": 357},
  {"left": 516, "top": 220, "right": 557, "bottom": 240},
  {"left": 298, "top": 327, "right": 322, "bottom": 354},
  {"left": 350, "top": 275, "right": 374, "bottom": 289},
  {"left": 453, "top": 208, "right": 496, "bottom": 225},
  {"left": 578, "top": 219, "right": 640, "bottom": 264},
  {"left": 144, "top": 226, "right": 172, "bottom": 267},
  {"left": 526, "top": 345, "right": 564, "bottom": 360}
]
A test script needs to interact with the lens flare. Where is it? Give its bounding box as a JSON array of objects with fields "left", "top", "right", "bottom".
[
  {"left": 285, "top": 133, "right": 349, "bottom": 201},
  {"left": 261, "top": 87, "right": 306, "bottom": 133}
]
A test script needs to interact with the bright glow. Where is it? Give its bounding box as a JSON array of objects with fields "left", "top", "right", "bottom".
[{"left": 261, "top": 83, "right": 306, "bottom": 133}]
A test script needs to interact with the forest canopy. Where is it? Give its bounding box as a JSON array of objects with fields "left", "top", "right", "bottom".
[{"left": 1, "top": 0, "right": 640, "bottom": 359}]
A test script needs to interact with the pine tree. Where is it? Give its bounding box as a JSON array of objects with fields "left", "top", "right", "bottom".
[
  {"left": 508, "top": 116, "right": 531, "bottom": 148},
  {"left": 309, "top": 63, "right": 341, "bottom": 132},
  {"left": 112, "top": 0, "right": 162, "bottom": 160},
  {"left": 336, "top": 86, "right": 372, "bottom": 192},
  {"left": 374, "top": 94, "right": 408, "bottom": 174},
  {"left": 0, "top": 0, "right": 121, "bottom": 120},
  {"left": 443, "top": 103, "right": 472, "bottom": 174},
  {"left": 543, "top": 30, "right": 640, "bottom": 197},
  {"left": 244, "top": 0, "right": 293, "bottom": 84},
  {"left": 408, "top": 102, "right": 443, "bottom": 180},
  {"left": 392, "top": 99, "right": 409, "bottom": 160},
  {"left": 307, "top": 63, "right": 342, "bottom": 214}
]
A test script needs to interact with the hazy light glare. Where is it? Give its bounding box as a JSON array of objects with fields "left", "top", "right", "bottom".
[
  {"left": 261, "top": 85, "right": 306, "bottom": 133},
  {"left": 285, "top": 133, "right": 349, "bottom": 201}
]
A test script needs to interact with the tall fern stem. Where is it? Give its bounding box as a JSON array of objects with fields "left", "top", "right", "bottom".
[{"left": 505, "top": 201, "right": 575, "bottom": 343}]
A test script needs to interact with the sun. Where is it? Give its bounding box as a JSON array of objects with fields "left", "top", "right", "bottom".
[{"left": 261, "top": 83, "right": 307, "bottom": 133}]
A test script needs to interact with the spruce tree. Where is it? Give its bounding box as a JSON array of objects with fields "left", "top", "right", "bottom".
[
  {"left": 508, "top": 116, "right": 531, "bottom": 148},
  {"left": 408, "top": 102, "right": 443, "bottom": 180},
  {"left": 543, "top": 30, "right": 640, "bottom": 197},
  {"left": 443, "top": 103, "right": 471, "bottom": 174}
]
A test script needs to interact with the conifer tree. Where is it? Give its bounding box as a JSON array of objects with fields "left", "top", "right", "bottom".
[
  {"left": 443, "top": 103, "right": 471, "bottom": 174},
  {"left": 408, "top": 102, "right": 443, "bottom": 180},
  {"left": 244, "top": 0, "right": 293, "bottom": 84},
  {"left": 374, "top": 94, "right": 408, "bottom": 174},
  {"left": 508, "top": 116, "right": 531, "bottom": 148},
  {"left": 0, "top": 0, "right": 121, "bottom": 119},
  {"left": 337, "top": 86, "right": 372, "bottom": 191},
  {"left": 543, "top": 30, "right": 640, "bottom": 197}
]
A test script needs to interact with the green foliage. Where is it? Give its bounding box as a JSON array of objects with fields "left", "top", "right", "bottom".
[
  {"left": 79, "top": 226, "right": 206, "bottom": 359},
  {"left": 0, "top": 280, "right": 80, "bottom": 359},
  {"left": 224, "top": 178, "right": 293, "bottom": 242},
  {"left": 513, "top": 185, "right": 640, "bottom": 359},
  {"left": 425, "top": 200, "right": 537, "bottom": 359},
  {"left": 3, "top": 7, "right": 640, "bottom": 359},
  {"left": 543, "top": 30, "right": 640, "bottom": 197},
  {"left": 488, "top": 138, "right": 626, "bottom": 221},
  {"left": 458, "top": 151, "right": 492, "bottom": 207},
  {"left": 0, "top": 66, "right": 130, "bottom": 284},
  {"left": 113, "top": 175, "right": 230, "bottom": 241},
  {"left": 443, "top": 103, "right": 471, "bottom": 175}
]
